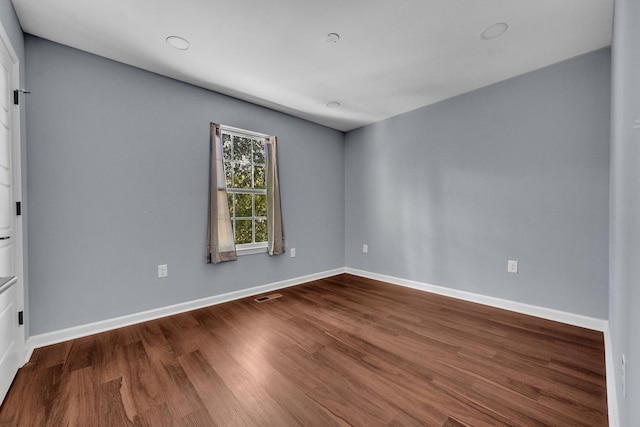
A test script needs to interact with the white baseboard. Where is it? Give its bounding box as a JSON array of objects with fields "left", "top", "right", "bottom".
[
  {"left": 346, "top": 268, "right": 607, "bottom": 331},
  {"left": 24, "top": 267, "right": 346, "bottom": 359},
  {"left": 23, "top": 344, "right": 34, "bottom": 365}
]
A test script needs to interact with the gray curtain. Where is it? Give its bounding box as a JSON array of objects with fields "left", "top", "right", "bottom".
[
  {"left": 266, "top": 136, "right": 285, "bottom": 255},
  {"left": 206, "top": 123, "right": 237, "bottom": 263}
]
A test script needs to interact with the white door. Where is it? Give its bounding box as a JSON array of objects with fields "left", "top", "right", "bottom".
[{"left": 0, "top": 23, "right": 23, "bottom": 404}]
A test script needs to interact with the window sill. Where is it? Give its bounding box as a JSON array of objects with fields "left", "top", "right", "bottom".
[{"left": 236, "top": 244, "right": 268, "bottom": 256}]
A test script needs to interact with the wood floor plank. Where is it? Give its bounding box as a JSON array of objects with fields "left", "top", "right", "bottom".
[
  {"left": 203, "top": 317, "right": 347, "bottom": 426},
  {"left": 178, "top": 349, "right": 259, "bottom": 426},
  {"left": 194, "top": 333, "right": 307, "bottom": 426},
  {"left": 178, "top": 407, "right": 219, "bottom": 427},
  {"left": 38, "top": 365, "right": 87, "bottom": 426},
  {"left": 119, "top": 340, "right": 165, "bottom": 416},
  {"left": 96, "top": 377, "right": 135, "bottom": 427},
  {"left": 133, "top": 403, "right": 175, "bottom": 427},
  {"left": 0, "top": 274, "right": 608, "bottom": 426}
]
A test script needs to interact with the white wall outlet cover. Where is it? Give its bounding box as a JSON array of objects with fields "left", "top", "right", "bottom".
[
  {"left": 507, "top": 260, "right": 518, "bottom": 273},
  {"left": 158, "top": 264, "right": 168, "bottom": 278},
  {"left": 362, "top": 244, "right": 368, "bottom": 253},
  {"left": 290, "top": 248, "right": 296, "bottom": 258}
]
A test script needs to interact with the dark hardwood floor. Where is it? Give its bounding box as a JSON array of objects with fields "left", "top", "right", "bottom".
[{"left": 0, "top": 274, "right": 608, "bottom": 426}]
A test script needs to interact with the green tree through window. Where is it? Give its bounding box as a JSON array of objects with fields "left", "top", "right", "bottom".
[{"left": 222, "top": 127, "right": 268, "bottom": 250}]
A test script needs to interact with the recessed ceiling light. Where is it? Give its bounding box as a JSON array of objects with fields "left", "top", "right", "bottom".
[
  {"left": 166, "top": 36, "right": 190, "bottom": 50},
  {"left": 325, "top": 33, "right": 340, "bottom": 43},
  {"left": 327, "top": 101, "right": 341, "bottom": 109},
  {"left": 479, "top": 23, "right": 508, "bottom": 40}
]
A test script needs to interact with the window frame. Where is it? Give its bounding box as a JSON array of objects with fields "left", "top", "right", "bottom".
[{"left": 220, "top": 125, "right": 269, "bottom": 255}]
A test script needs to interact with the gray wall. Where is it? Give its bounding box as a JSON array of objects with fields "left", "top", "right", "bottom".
[
  {"left": 0, "top": 0, "right": 28, "bottom": 337},
  {"left": 25, "top": 36, "right": 345, "bottom": 335},
  {"left": 610, "top": 0, "right": 640, "bottom": 424},
  {"left": 345, "top": 49, "right": 611, "bottom": 319}
]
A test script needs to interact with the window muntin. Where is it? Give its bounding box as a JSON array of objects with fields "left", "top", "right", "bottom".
[{"left": 221, "top": 126, "right": 268, "bottom": 252}]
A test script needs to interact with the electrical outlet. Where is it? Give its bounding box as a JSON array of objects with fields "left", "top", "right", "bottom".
[
  {"left": 158, "top": 264, "right": 168, "bottom": 278},
  {"left": 363, "top": 244, "right": 368, "bottom": 253},
  {"left": 290, "top": 248, "right": 296, "bottom": 258},
  {"left": 622, "top": 354, "right": 626, "bottom": 398},
  {"left": 507, "top": 260, "right": 518, "bottom": 274}
]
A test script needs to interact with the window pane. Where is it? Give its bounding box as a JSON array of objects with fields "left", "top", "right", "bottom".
[
  {"left": 222, "top": 133, "right": 232, "bottom": 160},
  {"left": 254, "top": 166, "right": 265, "bottom": 189},
  {"left": 235, "top": 220, "right": 253, "bottom": 244},
  {"left": 255, "top": 219, "right": 267, "bottom": 243},
  {"left": 235, "top": 193, "right": 252, "bottom": 218},
  {"left": 224, "top": 162, "right": 232, "bottom": 188},
  {"left": 253, "top": 139, "right": 265, "bottom": 164},
  {"left": 233, "top": 136, "right": 251, "bottom": 162},
  {"left": 232, "top": 163, "right": 252, "bottom": 188},
  {"left": 227, "top": 193, "right": 234, "bottom": 218},
  {"left": 255, "top": 194, "right": 267, "bottom": 217}
]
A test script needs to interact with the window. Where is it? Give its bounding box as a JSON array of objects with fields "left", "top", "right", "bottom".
[
  {"left": 207, "top": 122, "right": 284, "bottom": 264},
  {"left": 221, "top": 126, "right": 268, "bottom": 254}
]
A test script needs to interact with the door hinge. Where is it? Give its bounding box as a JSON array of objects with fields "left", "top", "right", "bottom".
[
  {"left": 18, "top": 311, "right": 23, "bottom": 325},
  {"left": 16, "top": 201, "right": 21, "bottom": 216}
]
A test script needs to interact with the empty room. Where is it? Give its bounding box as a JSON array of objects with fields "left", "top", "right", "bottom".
[{"left": 0, "top": 0, "right": 637, "bottom": 425}]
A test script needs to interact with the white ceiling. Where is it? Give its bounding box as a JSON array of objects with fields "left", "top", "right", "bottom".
[{"left": 11, "top": 0, "right": 613, "bottom": 132}]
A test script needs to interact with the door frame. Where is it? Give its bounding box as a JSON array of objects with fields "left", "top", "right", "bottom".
[{"left": 0, "top": 20, "right": 26, "bottom": 365}]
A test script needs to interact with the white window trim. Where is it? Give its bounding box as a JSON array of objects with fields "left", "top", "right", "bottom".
[
  {"left": 236, "top": 242, "right": 268, "bottom": 256},
  {"left": 221, "top": 125, "right": 269, "bottom": 139}
]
